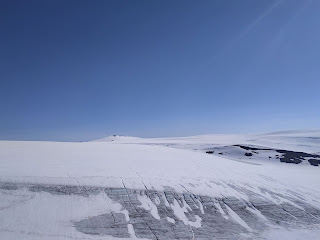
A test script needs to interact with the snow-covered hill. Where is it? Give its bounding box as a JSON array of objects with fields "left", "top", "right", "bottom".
[
  {"left": 95, "top": 130, "right": 320, "bottom": 166},
  {"left": 0, "top": 130, "right": 320, "bottom": 239},
  {"left": 95, "top": 130, "right": 320, "bottom": 153}
]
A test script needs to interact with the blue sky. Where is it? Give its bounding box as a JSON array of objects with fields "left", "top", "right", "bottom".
[{"left": 1, "top": 0, "right": 319, "bottom": 141}]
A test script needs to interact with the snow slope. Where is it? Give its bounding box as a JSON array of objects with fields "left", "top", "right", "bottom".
[
  {"left": 95, "top": 130, "right": 320, "bottom": 153},
  {"left": 0, "top": 130, "right": 320, "bottom": 239},
  {"left": 0, "top": 140, "right": 319, "bottom": 195}
]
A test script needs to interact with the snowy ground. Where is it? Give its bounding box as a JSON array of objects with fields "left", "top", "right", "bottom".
[{"left": 0, "top": 130, "right": 320, "bottom": 239}]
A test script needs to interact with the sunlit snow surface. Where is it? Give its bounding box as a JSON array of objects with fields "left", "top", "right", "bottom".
[{"left": 0, "top": 130, "right": 320, "bottom": 239}]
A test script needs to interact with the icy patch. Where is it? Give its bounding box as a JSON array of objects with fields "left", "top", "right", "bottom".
[
  {"left": 262, "top": 228, "right": 320, "bottom": 240},
  {"left": 170, "top": 199, "right": 202, "bottom": 228},
  {"left": 137, "top": 193, "right": 160, "bottom": 220},
  {"left": 162, "top": 194, "right": 170, "bottom": 207},
  {"left": 197, "top": 199, "right": 205, "bottom": 214},
  {"left": 246, "top": 206, "right": 267, "bottom": 221},
  {"left": 213, "top": 200, "right": 229, "bottom": 220},
  {"left": 224, "top": 203, "right": 253, "bottom": 232},
  {"left": 127, "top": 223, "right": 137, "bottom": 238},
  {"left": 166, "top": 216, "right": 175, "bottom": 224}
]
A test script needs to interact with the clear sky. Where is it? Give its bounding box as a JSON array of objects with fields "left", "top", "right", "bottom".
[{"left": 1, "top": 0, "right": 319, "bottom": 141}]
